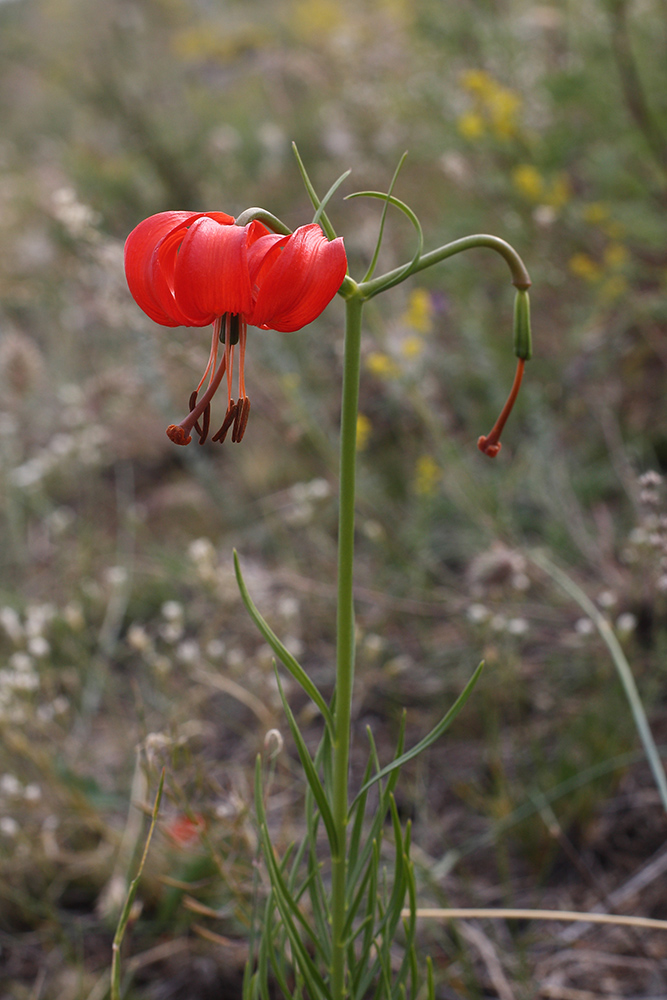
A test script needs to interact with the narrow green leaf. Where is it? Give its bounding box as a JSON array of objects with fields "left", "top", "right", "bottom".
[
  {"left": 257, "top": 807, "right": 331, "bottom": 999},
  {"left": 234, "top": 551, "right": 334, "bottom": 735},
  {"left": 346, "top": 191, "right": 423, "bottom": 298},
  {"left": 351, "top": 662, "right": 484, "bottom": 805},
  {"left": 313, "top": 170, "right": 352, "bottom": 226},
  {"left": 292, "top": 142, "right": 338, "bottom": 241},
  {"left": 274, "top": 667, "right": 339, "bottom": 855},
  {"left": 347, "top": 750, "right": 374, "bottom": 878},
  {"left": 360, "top": 151, "right": 409, "bottom": 283}
]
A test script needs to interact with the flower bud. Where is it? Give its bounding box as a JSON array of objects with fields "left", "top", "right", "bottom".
[{"left": 513, "top": 289, "right": 532, "bottom": 361}]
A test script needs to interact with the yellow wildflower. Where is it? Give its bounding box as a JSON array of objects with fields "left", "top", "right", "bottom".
[
  {"left": 568, "top": 253, "right": 602, "bottom": 282},
  {"left": 356, "top": 414, "right": 372, "bottom": 451},
  {"left": 488, "top": 88, "right": 521, "bottom": 139},
  {"left": 603, "top": 243, "right": 628, "bottom": 269},
  {"left": 512, "top": 165, "right": 543, "bottom": 201},
  {"left": 415, "top": 455, "right": 440, "bottom": 497},
  {"left": 366, "top": 352, "right": 400, "bottom": 378},
  {"left": 583, "top": 202, "right": 610, "bottom": 226},
  {"left": 401, "top": 336, "right": 424, "bottom": 359},
  {"left": 545, "top": 174, "right": 571, "bottom": 210},
  {"left": 457, "top": 112, "right": 485, "bottom": 140},
  {"left": 460, "top": 69, "right": 495, "bottom": 96},
  {"left": 291, "top": 0, "right": 344, "bottom": 38},
  {"left": 402, "top": 288, "right": 434, "bottom": 334}
]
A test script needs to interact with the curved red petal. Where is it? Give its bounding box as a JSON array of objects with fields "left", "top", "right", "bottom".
[
  {"left": 247, "top": 225, "right": 347, "bottom": 332},
  {"left": 124, "top": 212, "right": 200, "bottom": 325},
  {"left": 124, "top": 211, "right": 237, "bottom": 326},
  {"left": 172, "top": 218, "right": 255, "bottom": 324}
]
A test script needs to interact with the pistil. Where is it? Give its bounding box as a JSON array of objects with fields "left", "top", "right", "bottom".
[{"left": 477, "top": 358, "right": 525, "bottom": 458}]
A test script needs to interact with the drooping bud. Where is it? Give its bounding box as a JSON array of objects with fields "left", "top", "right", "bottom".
[{"left": 513, "top": 289, "right": 532, "bottom": 361}]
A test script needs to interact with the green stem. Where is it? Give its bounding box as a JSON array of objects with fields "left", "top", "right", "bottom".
[
  {"left": 359, "top": 233, "right": 531, "bottom": 298},
  {"left": 331, "top": 293, "right": 364, "bottom": 1000}
]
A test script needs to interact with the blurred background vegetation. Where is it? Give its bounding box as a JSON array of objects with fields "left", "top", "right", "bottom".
[{"left": 2, "top": 0, "right": 667, "bottom": 996}]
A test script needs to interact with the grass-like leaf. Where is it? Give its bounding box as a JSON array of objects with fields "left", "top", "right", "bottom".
[
  {"left": 292, "top": 142, "right": 338, "bottom": 241},
  {"left": 359, "top": 151, "right": 409, "bottom": 283},
  {"left": 351, "top": 662, "right": 484, "bottom": 807},
  {"left": 254, "top": 758, "right": 332, "bottom": 1000},
  {"left": 274, "top": 666, "right": 339, "bottom": 855},
  {"left": 312, "top": 169, "right": 352, "bottom": 227},
  {"left": 234, "top": 550, "right": 334, "bottom": 735},
  {"left": 346, "top": 191, "right": 423, "bottom": 298}
]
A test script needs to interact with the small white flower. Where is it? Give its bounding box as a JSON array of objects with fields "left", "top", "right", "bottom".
[
  {"left": 0, "top": 607, "right": 23, "bottom": 642},
  {"left": 507, "top": 617, "right": 529, "bottom": 636},
  {"left": 160, "top": 622, "right": 184, "bottom": 644},
  {"left": 62, "top": 602, "right": 85, "bottom": 630},
  {"left": 161, "top": 601, "right": 184, "bottom": 622},
  {"left": 0, "top": 817, "right": 19, "bottom": 837},
  {"left": 305, "top": 477, "right": 331, "bottom": 500},
  {"left": 597, "top": 590, "right": 617, "bottom": 608},
  {"left": 188, "top": 538, "right": 216, "bottom": 564},
  {"left": 28, "top": 636, "right": 50, "bottom": 658},
  {"left": 176, "top": 640, "right": 200, "bottom": 665},
  {"left": 205, "top": 639, "right": 225, "bottom": 659},
  {"left": 467, "top": 603, "right": 490, "bottom": 624},
  {"left": 283, "top": 636, "right": 304, "bottom": 658},
  {"left": 127, "top": 624, "right": 152, "bottom": 652},
  {"left": 105, "top": 566, "right": 128, "bottom": 587},
  {"left": 0, "top": 774, "right": 22, "bottom": 796},
  {"left": 363, "top": 634, "right": 385, "bottom": 656},
  {"left": 276, "top": 596, "right": 300, "bottom": 620},
  {"left": 616, "top": 613, "right": 637, "bottom": 634},
  {"left": 9, "top": 653, "right": 33, "bottom": 673},
  {"left": 227, "top": 648, "right": 245, "bottom": 669},
  {"left": 575, "top": 617, "right": 595, "bottom": 636},
  {"left": 24, "top": 783, "right": 42, "bottom": 802}
]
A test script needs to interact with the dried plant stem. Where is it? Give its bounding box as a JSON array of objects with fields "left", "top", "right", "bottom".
[
  {"left": 530, "top": 550, "right": 667, "bottom": 813},
  {"left": 407, "top": 908, "right": 667, "bottom": 932},
  {"left": 110, "top": 769, "right": 165, "bottom": 1000}
]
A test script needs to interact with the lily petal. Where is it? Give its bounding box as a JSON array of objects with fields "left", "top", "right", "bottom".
[
  {"left": 172, "top": 218, "right": 256, "bottom": 324},
  {"left": 248, "top": 225, "right": 347, "bottom": 332},
  {"left": 124, "top": 212, "right": 201, "bottom": 325},
  {"left": 125, "top": 211, "right": 236, "bottom": 326}
]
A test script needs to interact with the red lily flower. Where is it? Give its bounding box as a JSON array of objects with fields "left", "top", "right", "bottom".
[{"left": 124, "top": 211, "right": 347, "bottom": 444}]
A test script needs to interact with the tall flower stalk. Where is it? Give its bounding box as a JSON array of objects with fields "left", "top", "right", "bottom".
[{"left": 121, "top": 153, "right": 532, "bottom": 1000}]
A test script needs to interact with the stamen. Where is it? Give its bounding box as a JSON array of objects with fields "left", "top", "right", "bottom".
[
  {"left": 212, "top": 400, "right": 238, "bottom": 443},
  {"left": 166, "top": 348, "right": 227, "bottom": 445},
  {"left": 478, "top": 358, "right": 525, "bottom": 459},
  {"left": 234, "top": 397, "right": 251, "bottom": 442},
  {"left": 225, "top": 314, "right": 234, "bottom": 412},
  {"left": 197, "top": 319, "right": 222, "bottom": 394},
  {"left": 232, "top": 398, "right": 243, "bottom": 442},
  {"left": 198, "top": 403, "right": 211, "bottom": 445},
  {"left": 238, "top": 319, "right": 247, "bottom": 400}
]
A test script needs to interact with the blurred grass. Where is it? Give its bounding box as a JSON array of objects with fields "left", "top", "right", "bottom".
[{"left": 1, "top": 0, "right": 667, "bottom": 996}]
